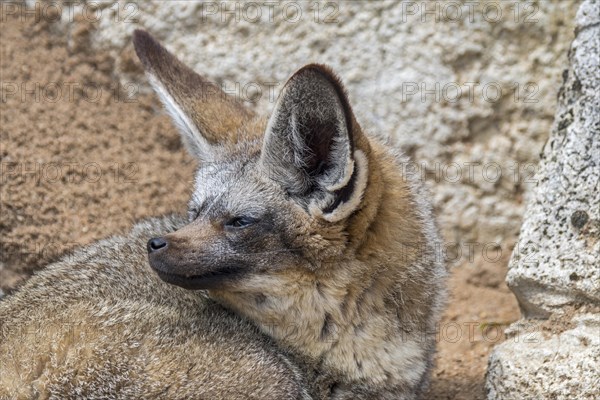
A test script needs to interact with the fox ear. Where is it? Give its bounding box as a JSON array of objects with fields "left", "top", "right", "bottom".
[
  {"left": 261, "top": 65, "right": 369, "bottom": 222},
  {"left": 133, "top": 30, "right": 254, "bottom": 160}
]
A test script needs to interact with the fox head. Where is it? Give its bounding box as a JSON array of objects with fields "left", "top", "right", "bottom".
[{"left": 133, "top": 30, "right": 376, "bottom": 291}]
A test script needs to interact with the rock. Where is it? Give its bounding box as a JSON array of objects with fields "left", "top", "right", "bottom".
[
  {"left": 486, "top": 1, "right": 600, "bottom": 398},
  {"left": 486, "top": 313, "right": 600, "bottom": 400},
  {"left": 505, "top": 0, "right": 600, "bottom": 318}
]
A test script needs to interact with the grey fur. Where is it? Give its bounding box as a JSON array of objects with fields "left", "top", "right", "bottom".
[{"left": 0, "top": 215, "right": 314, "bottom": 399}]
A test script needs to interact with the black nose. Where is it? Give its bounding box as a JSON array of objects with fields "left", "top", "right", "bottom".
[{"left": 147, "top": 237, "right": 168, "bottom": 253}]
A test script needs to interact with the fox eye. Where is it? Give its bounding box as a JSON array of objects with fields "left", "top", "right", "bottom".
[{"left": 225, "top": 216, "right": 257, "bottom": 228}]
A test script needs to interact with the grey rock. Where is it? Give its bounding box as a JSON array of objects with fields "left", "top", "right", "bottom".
[
  {"left": 487, "top": 1, "right": 600, "bottom": 398},
  {"left": 506, "top": 0, "right": 600, "bottom": 318},
  {"left": 486, "top": 313, "right": 600, "bottom": 400}
]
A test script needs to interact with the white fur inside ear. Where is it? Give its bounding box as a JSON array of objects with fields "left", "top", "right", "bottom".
[
  {"left": 147, "top": 73, "right": 213, "bottom": 160},
  {"left": 320, "top": 106, "right": 353, "bottom": 191},
  {"left": 310, "top": 149, "right": 369, "bottom": 223},
  {"left": 326, "top": 156, "right": 354, "bottom": 192}
]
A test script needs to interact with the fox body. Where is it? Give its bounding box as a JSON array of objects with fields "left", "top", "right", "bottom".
[{"left": 0, "top": 30, "right": 447, "bottom": 399}]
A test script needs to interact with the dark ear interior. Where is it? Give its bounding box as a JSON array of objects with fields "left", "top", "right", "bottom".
[
  {"left": 261, "top": 64, "right": 363, "bottom": 215},
  {"left": 300, "top": 119, "right": 338, "bottom": 179}
]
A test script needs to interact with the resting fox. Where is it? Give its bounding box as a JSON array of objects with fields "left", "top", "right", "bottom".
[{"left": 0, "top": 30, "right": 447, "bottom": 399}]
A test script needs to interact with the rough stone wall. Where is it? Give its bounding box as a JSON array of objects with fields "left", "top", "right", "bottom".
[
  {"left": 486, "top": 0, "right": 600, "bottom": 397},
  {"left": 38, "top": 0, "right": 579, "bottom": 272}
]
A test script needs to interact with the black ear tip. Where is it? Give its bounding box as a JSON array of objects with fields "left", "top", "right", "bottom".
[
  {"left": 292, "top": 64, "right": 347, "bottom": 95},
  {"left": 293, "top": 63, "right": 336, "bottom": 81},
  {"left": 132, "top": 29, "right": 164, "bottom": 67},
  {"left": 289, "top": 63, "right": 352, "bottom": 116},
  {"left": 132, "top": 29, "right": 150, "bottom": 46}
]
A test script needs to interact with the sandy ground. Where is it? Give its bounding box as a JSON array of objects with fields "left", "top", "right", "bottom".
[{"left": 0, "top": 15, "right": 520, "bottom": 399}]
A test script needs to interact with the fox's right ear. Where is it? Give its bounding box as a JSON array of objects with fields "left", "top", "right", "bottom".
[{"left": 133, "top": 30, "right": 254, "bottom": 160}]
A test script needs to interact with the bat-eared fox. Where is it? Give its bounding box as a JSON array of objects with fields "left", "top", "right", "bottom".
[{"left": 0, "top": 30, "right": 447, "bottom": 400}]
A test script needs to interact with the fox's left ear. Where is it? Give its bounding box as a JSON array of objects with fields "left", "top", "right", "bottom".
[{"left": 261, "top": 64, "right": 369, "bottom": 222}]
